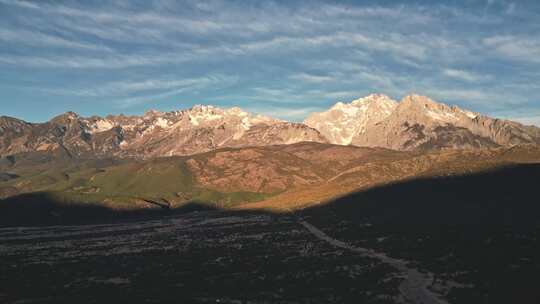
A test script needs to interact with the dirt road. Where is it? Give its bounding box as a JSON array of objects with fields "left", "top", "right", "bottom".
[{"left": 299, "top": 220, "right": 449, "bottom": 304}]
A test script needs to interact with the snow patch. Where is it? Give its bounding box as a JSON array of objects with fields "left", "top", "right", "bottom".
[
  {"left": 189, "top": 114, "right": 199, "bottom": 126},
  {"left": 89, "top": 120, "right": 114, "bottom": 133},
  {"left": 241, "top": 117, "right": 252, "bottom": 130},
  {"left": 426, "top": 109, "right": 458, "bottom": 121},
  {"left": 463, "top": 110, "right": 478, "bottom": 119},
  {"left": 333, "top": 102, "right": 360, "bottom": 116},
  {"left": 154, "top": 117, "right": 170, "bottom": 129},
  {"left": 226, "top": 107, "right": 249, "bottom": 117},
  {"left": 250, "top": 114, "right": 279, "bottom": 125}
]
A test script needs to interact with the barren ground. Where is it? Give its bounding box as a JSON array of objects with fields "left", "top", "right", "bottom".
[{"left": 0, "top": 210, "right": 402, "bottom": 304}]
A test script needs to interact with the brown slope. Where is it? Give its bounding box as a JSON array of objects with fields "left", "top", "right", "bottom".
[
  {"left": 237, "top": 144, "right": 540, "bottom": 211},
  {"left": 2, "top": 141, "right": 539, "bottom": 213},
  {"left": 185, "top": 142, "right": 399, "bottom": 193},
  {"left": 0, "top": 142, "right": 409, "bottom": 206}
]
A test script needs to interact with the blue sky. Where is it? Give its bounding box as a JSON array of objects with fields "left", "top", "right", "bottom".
[{"left": 1, "top": 0, "right": 539, "bottom": 126}]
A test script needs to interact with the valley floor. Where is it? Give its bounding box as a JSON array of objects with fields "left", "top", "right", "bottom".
[
  {"left": 0, "top": 210, "right": 402, "bottom": 304},
  {"left": 2, "top": 164, "right": 540, "bottom": 304}
]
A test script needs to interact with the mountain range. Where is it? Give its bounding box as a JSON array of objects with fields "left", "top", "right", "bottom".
[
  {"left": 1, "top": 92, "right": 540, "bottom": 227},
  {"left": 0, "top": 105, "right": 325, "bottom": 158},
  {"left": 1, "top": 94, "right": 539, "bottom": 159}
]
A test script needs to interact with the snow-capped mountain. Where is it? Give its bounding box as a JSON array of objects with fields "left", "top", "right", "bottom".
[
  {"left": 0, "top": 105, "right": 326, "bottom": 158},
  {"left": 304, "top": 94, "right": 397, "bottom": 145},
  {"left": 305, "top": 94, "right": 540, "bottom": 150},
  {"left": 1, "top": 94, "right": 539, "bottom": 159}
]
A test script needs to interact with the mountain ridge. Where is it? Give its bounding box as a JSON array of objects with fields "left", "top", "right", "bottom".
[
  {"left": 0, "top": 104, "right": 327, "bottom": 158},
  {"left": 1, "top": 93, "right": 539, "bottom": 158}
]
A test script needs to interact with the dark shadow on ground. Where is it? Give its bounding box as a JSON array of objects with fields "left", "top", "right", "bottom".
[
  {"left": 0, "top": 192, "right": 221, "bottom": 227},
  {"left": 4, "top": 163, "right": 538, "bottom": 228},
  {"left": 1, "top": 164, "right": 540, "bottom": 303},
  {"left": 302, "top": 163, "right": 540, "bottom": 229},
  {"left": 301, "top": 163, "right": 540, "bottom": 304}
]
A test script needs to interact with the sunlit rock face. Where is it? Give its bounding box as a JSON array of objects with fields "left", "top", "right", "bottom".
[
  {"left": 305, "top": 94, "right": 398, "bottom": 145},
  {"left": 0, "top": 105, "right": 327, "bottom": 158},
  {"left": 306, "top": 93, "right": 540, "bottom": 150},
  {"left": 1, "top": 94, "right": 539, "bottom": 158}
]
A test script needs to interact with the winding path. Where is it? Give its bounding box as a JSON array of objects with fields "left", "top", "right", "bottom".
[{"left": 299, "top": 220, "right": 449, "bottom": 304}]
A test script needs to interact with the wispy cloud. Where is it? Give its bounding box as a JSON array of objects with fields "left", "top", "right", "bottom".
[
  {"left": 43, "top": 75, "right": 236, "bottom": 97},
  {"left": 0, "top": 53, "right": 192, "bottom": 69},
  {"left": 289, "top": 73, "right": 335, "bottom": 83},
  {"left": 0, "top": 0, "right": 39, "bottom": 9},
  {"left": 41, "top": 75, "right": 238, "bottom": 106},
  {"left": 113, "top": 75, "right": 238, "bottom": 107},
  {"left": 0, "top": 28, "right": 112, "bottom": 51},
  {"left": 0, "top": 0, "right": 539, "bottom": 123},
  {"left": 443, "top": 68, "right": 491, "bottom": 82},
  {"left": 483, "top": 35, "right": 540, "bottom": 63}
]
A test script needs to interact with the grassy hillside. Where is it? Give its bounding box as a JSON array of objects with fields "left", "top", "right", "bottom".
[{"left": 0, "top": 152, "right": 272, "bottom": 212}]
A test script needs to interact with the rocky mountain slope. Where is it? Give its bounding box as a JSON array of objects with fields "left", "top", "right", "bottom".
[
  {"left": 1, "top": 94, "right": 539, "bottom": 158},
  {"left": 240, "top": 143, "right": 540, "bottom": 211},
  {"left": 305, "top": 94, "right": 540, "bottom": 150},
  {"left": 0, "top": 105, "right": 326, "bottom": 158},
  {"left": 304, "top": 94, "right": 398, "bottom": 145}
]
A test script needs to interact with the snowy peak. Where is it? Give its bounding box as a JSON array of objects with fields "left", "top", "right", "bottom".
[
  {"left": 183, "top": 104, "right": 278, "bottom": 128},
  {"left": 0, "top": 104, "right": 326, "bottom": 158},
  {"left": 351, "top": 93, "right": 397, "bottom": 107},
  {"left": 304, "top": 94, "right": 398, "bottom": 145},
  {"left": 395, "top": 94, "right": 479, "bottom": 125},
  {"left": 307, "top": 93, "right": 539, "bottom": 150},
  {"left": 80, "top": 105, "right": 279, "bottom": 136},
  {"left": 0, "top": 94, "right": 539, "bottom": 159}
]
